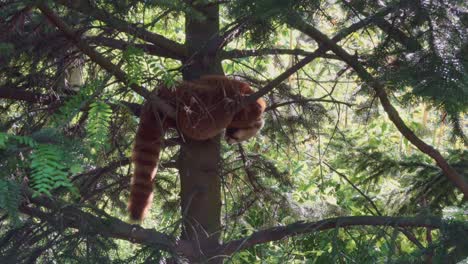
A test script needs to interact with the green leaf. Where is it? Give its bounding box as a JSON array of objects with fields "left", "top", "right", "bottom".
[{"left": 29, "top": 144, "right": 74, "bottom": 196}]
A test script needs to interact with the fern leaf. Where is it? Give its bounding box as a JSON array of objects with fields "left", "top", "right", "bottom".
[
  {"left": 123, "top": 46, "right": 144, "bottom": 86},
  {"left": 51, "top": 80, "right": 103, "bottom": 126},
  {"left": 0, "top": 132, "right": 9, "bottom": 149},
  {"left": 29, "top": 144, "right": 74, "bottom": 196},
  {"left": 86, "top": 101, "right": 112, "bottom": 153},
  {"left": 0, "top": 179, "right": 21, "bottom": 225}
]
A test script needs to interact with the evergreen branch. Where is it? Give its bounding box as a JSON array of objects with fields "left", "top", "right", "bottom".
[
  {"left": 20, "top": 188, "right": 177, "bottom": 252},
  {"left": 218, "top": 216, "right": 443, "bottom": 256},
  {"left": 240, "top": 47, "right": 327, "bottom": 107},
  {"left": 221, "top": 48, "right": 341, "bottom": 60},
  {"left": 266, "top": 98, "right": 353, "bottom": 111},
  {"left": 286, "top": 13, "right": 468, "bottom": 197},
  {"left": 50, "top": 0, "right": 186, "bottom": 59},
  {"left": 323, "top": 161, "right": 382, "bottom": 216},
  {"left": 324, "top": 160, "right": 428, "bottom": 249},
  {"left": 222, "top": 3, "right": 398, "bottom": 61},
  {"left": 342, "top": 1, "right": 422, "bottom": 52},
  {"left": 71, "top": 158, "right": 131, "bottom": 182},
  {"left": 37, "top": 3, "right": 149, "bottom": 98},
  {"left": 240, "top": 3, "right": 395, "bottom": 107},
  {"left": 0, "top": 86, "right": 60, "bottom": 104},
  {"left": 0, "top": 85, "right": 142, "bottom": 117},
  {"left": 0, "top": 180, "right": 21, "bottom": 224},
  {"left": 36, "top": 3, "right": 176, "bottom": 119},
  {"left": 88, "top": 36, "right": 180, "bottom": 59}
]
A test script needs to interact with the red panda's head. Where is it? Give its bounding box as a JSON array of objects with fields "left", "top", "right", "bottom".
[
  {"left": 225, "top": 118, "right": 265, "bottom": 144},
  {"left": 226, "top": 97, "right": 266, "bottom": 144}
]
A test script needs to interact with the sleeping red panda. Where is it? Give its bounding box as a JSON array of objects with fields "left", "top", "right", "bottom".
[{"left": 128, "top": 75, "right": 266, "bottom": 220}]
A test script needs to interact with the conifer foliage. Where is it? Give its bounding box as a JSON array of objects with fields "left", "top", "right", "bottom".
[{"left": 0, "top": 0, "right": 466, "bottom": 263}]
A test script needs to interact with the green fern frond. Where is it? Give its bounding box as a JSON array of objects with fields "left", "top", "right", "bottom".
[
  {"left": 30, "top": 144, "right": 74, "bottom": 197},
  {"left": 13, "top": 135, "right": 37, "bottom": 148},
  {"left": 0, "top": 132, "right": 9, "bottom": 149},
  {"left": 145, "top": 56, "right": 178, "bottom": 87},
  {"left": 123, "top": 46, "right": 144, "bottom": 86},
  {"left": 0, "top": 179, "right": 21, "bottom": 224},
  {"left": 51, "top": 80, "right": 102, "bottom": 126},
  {"left": 86, "top": 101, "right": 112, "bottom": 153},
  {"left": 0, "top": 132, "right": 37, "bottom": 149}
]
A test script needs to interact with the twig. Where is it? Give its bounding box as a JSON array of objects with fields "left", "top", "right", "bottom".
[
  {"left": 37, "top": 3, "right": 176, "bottom": 119},
  {"left": 286, "top": 13, "right": 468, "bottom": 197}
]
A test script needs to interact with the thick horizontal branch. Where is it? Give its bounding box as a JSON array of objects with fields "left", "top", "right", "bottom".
[
  {"left": 221, "top": 48, "right": 341, "bottom": 60},
  {"left": 286, "top": 13, "right": 468, "bottom": 197},
  {"left": 0, "top": 85, "right": 142, "bottom": 117},
  {"left": 218, "top": 216, "right": 442, "bottom": 256},
  {"left": 52, "top": 0, "right": 186, "bottom": 59},
  {"left": 0, "top": 86, "right": 59, "bottom": 104},
  {"left": 20, "top": 188, "right": 176, "bottom": 251},
  {"left": 89, "top": 36, "right": 181, "bottom": 60}
]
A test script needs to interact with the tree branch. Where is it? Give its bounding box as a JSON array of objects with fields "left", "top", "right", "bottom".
[
  {"left": 240, "top": 46, "right": 328, "bottom": 106},
  {"left": 217, "top": 216, "right": 442, "bottom": 256},
  {"left": 0, "top": 86, "right": 59, "bottom": 104},
  {"left": 221, "top": 48, "right": 341, "bottom": 60},
  {"left": 71, "top": 157, "right": 131, "bottom": 181},
  {"left": 0, "top": 85, "right": 142, "bottom": 117},
  {"left": 20, "top": 188, "right": 176, "bottom": 252},
  {"left": 240, "top": 4, "right": 397, "bottom": 107},
  {"left": 266, "top": 98, "right": 353, "bottom": 111},
  {"left": 286, "top": 13, "right": 468, "bottom": 197},
  {"left": 37, "top": 3, "right": 176, "bottom": 119},
  {"left": 37, "top": 4, "right": 148, "bottom": 97},
  {"left": 342, "top": 1, "right": 422, "bottom": 52},
  {"left": 89, "top": 36, "right": 181, "bottom": 60},
  {"left": 51, "top": 0, "right": 186, "bottom": 59}
]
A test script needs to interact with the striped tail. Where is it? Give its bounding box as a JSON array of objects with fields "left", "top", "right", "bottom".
[{"left": 128, "top": 103, "right": 164, "bottom": 221}]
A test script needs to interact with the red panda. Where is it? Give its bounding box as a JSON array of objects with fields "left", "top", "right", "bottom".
[{"left": 128, "top": 75, "right": 266, "bottom": 220}]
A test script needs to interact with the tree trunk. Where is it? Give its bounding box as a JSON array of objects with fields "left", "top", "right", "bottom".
[{"left": 179, "top": 4, "right": 223, "bottom": 263}]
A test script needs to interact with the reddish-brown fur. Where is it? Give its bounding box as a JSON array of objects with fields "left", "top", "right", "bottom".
[{"left": 128, "top": 75, "right": 266, "bottom": 220}]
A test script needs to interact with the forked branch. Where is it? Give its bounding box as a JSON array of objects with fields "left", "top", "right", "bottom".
[
  {"left": 37, "top": 3, "right": 176, "bottom": 119},
  {"left": 286, "top": 13, "right": 468, "bottom": 197}
]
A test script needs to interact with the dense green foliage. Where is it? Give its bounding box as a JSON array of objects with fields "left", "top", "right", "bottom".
[{"left": 0, "top": 0, "right": 467, "bottom": 263}]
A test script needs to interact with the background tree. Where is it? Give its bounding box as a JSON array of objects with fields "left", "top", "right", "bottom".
[{"left": 0, "top": 0, "right": 467, "bottom": 263}]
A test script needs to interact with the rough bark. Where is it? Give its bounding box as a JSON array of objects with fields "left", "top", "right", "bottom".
[
  {"left": 179, "top": 3, "right": 224, "bottom": 263},
  {"left": 20, "top": 188, "right": 445, "bottom": 261},
  {"left": 217, "top": 216, "right": 442, "bottom": 256},
  {"left": 39, "top": 4, "right": 225, "bottom": 261}
]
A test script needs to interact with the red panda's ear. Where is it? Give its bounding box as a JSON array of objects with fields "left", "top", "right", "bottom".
[{"left": 257, "top": 98, "right": 266, "bottom": 112}]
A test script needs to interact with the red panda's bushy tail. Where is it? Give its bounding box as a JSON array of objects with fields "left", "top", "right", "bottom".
[{"left": 128, "top": 102, "right": 165, "bottom": 221}]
